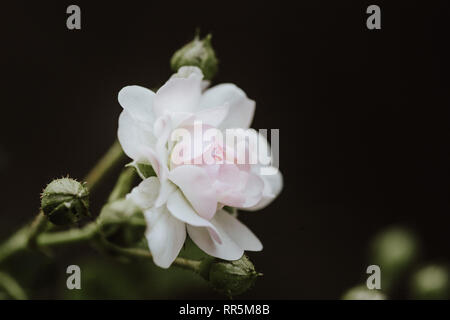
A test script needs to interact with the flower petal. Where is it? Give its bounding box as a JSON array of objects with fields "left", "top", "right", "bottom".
[
  {"left": 194, "top": 104, "right": 230, "bottom": 128},
  {"left": 225, "top": 128, "right": 271, "bottom": 168},
  {"left": 144, "top": 206, "right": 186, "bottom": 269},
  {"left": 240, "top": 173, "right": 265, "bottom": 208},
  {"left": 168, "top": 165, "right": 218, "bottom": 220},
  {"left": 127, "top": 177, "right": 160, "bottom": 209},
  {"left": 243, "top": 167, "right": 283, "bottom": 211},
  {"left": 153, "top": 67, "right": 203, "bottom": 117},
  {"left": 187, "top": 224, "right": 243, "bottom": 261},
  {"left": 154, "top": 178, "right": 177, "bottom": 208},
  {"left": 199, "top": 84, "right": 255, "bottom": 129},
  {"left": 166, "top": 190, "right": 217, "bottom": 229},
  {"left": 118, "top": 85, "right": 156, "bottom": 129},
  {"left": 213, "top": 209, "right": 262, "bottom": 251},
  {"left": 117, "top": 111, "right": 157, "bottom": 161}
]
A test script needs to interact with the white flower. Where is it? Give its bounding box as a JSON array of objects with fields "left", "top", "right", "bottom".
[{"left": 118, "top": 66, "right": 283, "bottom": 268}]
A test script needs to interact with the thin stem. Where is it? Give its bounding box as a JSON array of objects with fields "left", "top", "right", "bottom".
[
  {"left": 84, "top": 140, "right": 126, "bottom": 193},
  {"left": 26, "top": 211, "right": 47, "bottom": 248},
  {"left": 100, "top": 242, "right": 202, "bottom": 273},
  {"left": 0, "top": 272, "right": 28, "bottom": 300},
  {"left": 107, "top": 167, "right": 137, "bottom": 203},
  {"left": 0, "top": 228, "right": 28, "bottom": 264},
  {"left": 173, "top": 256, "right": 203, "bottom": 272},
  {"left": 0, "top": 223, "right": 99, "bottom": 265},
  {"left": 37, "top": 223, "right": 98, "bottom": 247}
]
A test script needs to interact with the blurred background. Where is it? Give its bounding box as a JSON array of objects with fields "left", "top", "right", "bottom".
[{"left": 0, "top": 1, "right": 449, "bottom": 299}]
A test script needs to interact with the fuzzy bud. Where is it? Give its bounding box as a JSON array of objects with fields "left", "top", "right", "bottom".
[
  {"left": 171, "top": 33, "right": 218, "bottom": 80},
  {"left": 41, "top": 178, "right": 89, "bottom": 226},
  {"left": 199, "top": 255, "right": 261, "bottom": 297}
]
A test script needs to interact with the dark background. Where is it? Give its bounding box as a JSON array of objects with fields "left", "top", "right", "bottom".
[{"left": 0, "top": 1, "right": 449, "bottom": 299}]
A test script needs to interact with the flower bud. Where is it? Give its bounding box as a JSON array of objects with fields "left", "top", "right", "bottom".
[
  {"left": 199, "top": 255, "right": 261, "bottom": 297},
  {"left": 98, "top": 199, "right": 146, "bottom": 247},
  {"left": 342, "top": 284, "right": 387, "bottom": 300},
  {"left": 41, "top": 178, "right": 89, "bottom": 226},
  {"left": 170, "top": 33, "right": 218, "bottom": 80},
  {"left": 410, "top": 265, "right": 449, "bottom": 299}
]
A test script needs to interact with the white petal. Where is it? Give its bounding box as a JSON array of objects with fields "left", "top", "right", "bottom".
[
  {"left": 168, "top": 165, "right": 218, "bottom": 220},
  {"left": 187, "top": 223, "right": 243, "bottom": 261},
  {"left": 154, "top": 178, "right": 177, "bottom": 207},
  {"left": 225, "top": 128, "right": 271, "bottom": 166},
  {"left": 118, "top": 86, "right": 156, "bottom": 129},
  {"left": 144, "top": 206, "right": 186, "bottom": 269},
  {"left": 243, "top": 167, "right": 283, "bottom": 211},
  {"left": 153, "top": 67, "right": 203, "bottom": 117},
  {"left": 194, "top": 104, "right": 230, "bottom": 128},
  {"left": 117, "top": 111, "right": 157, "bottom": 161},
  {"left": 213, "top": 210, "right": 262, "bottom": 251},
  {"left": 127, "top": 177, "right": 160, "bottom": 209},
  {"left": 166, "top": 190, "right": 218, "bottom": 233},
  {"left": 201, "top": 80, "right": 211, "bottom": 91},
  {"left": 241, "top": 173, "right": 265, "bottom": 208},
  {"left": 199, "top": 84, "right": 255, "bottom": 129}
]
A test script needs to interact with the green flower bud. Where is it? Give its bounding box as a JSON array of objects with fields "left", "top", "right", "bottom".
[
  {"left": 342, "top": 284, "right": 387, "bottom": 300},
  {"left": 41, "top": 178, "right": 89, "bottom": 226},
  {"left": 410, "top": 265, "right": 449, "bottom": 299},
  {"left": 199, "top": 255, "right": 261, "bottom": 297},
  {"left": 98, "top": 199, "right": 146, "bottom": 247},
  {"left": 171, "top": 33, "right": 218, "bottom": 80}
]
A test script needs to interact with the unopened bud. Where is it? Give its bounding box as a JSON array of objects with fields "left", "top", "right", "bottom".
[
  {"left": 410, "top": 265, "right": 449, "bottom": 299},
  {"left": 199, "top": 255, "right": 261, "bottom": 297},
  {"left": 98, "top": 199, "right": 146, "bottom": 247},
  {"left": 41, "top": 178, "right": 89, "bottom": 226},
  {"left": 171, "top": 33, "right": 218, "bottom": 80}
]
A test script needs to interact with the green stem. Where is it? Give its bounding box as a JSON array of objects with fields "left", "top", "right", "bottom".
[
  {"left": 84, "top": 140, "right": 126, "bottom": 193},
  {"left": 173, "top": 257, "right": 203, "bottom": 272},
  {"left": 107, "top": 167, "right": 137, "bottom": 203},
  {"left": 0, "top": 223, "right": 99, "bottom": 265},
  {"left": 37, "top": 223, "right": 98, "bottom": 247},
  {"left": 26, "top": 211, "right": 47, "bottom": 248},
  {"left": 0, "top": 272, "right": 28, "bottom": 300},
  {"left": 100, "top": 242, "right": 202, "bottom": 273},
  {"left": 0, "top": 228, "right": 28, "bottom": 264}
]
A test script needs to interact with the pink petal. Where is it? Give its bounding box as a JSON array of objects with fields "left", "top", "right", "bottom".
[{"left": 168, "top": 165, "right": 218, "bottom": 220}]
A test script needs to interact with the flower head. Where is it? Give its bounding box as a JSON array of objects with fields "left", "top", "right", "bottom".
[
  {"left": 41, "top": 178, "right": 89, "bottom": 226},
  {"left": 118, "top": 66, "right": 282, "bottom": 268}
]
